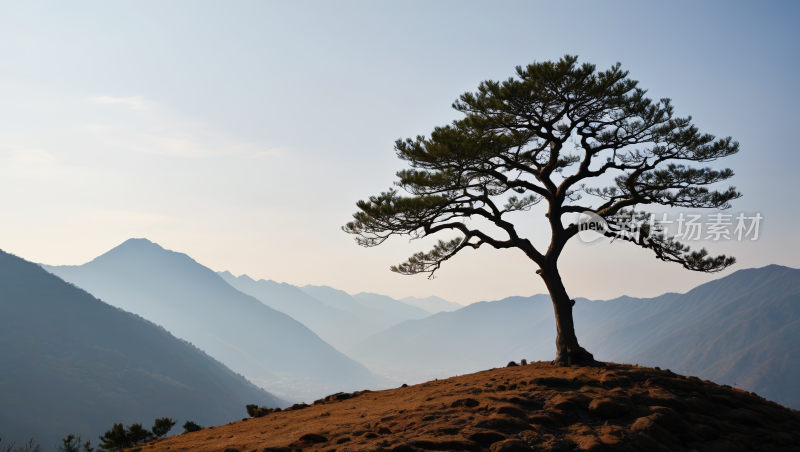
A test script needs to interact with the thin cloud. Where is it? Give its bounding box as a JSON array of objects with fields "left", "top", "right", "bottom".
[
  {"left": 85, "top": 210, "right": 177, "bottom": 228},
  {"left": 0, "top": 146, "right": 98, "bottom": 191},
  {"left": 88, "top": 95, "right": 150, "bottom": 110},
  {"left": 79, "top": 97, "right": 274, "bottom": 159},
  {"left": 3, "top": 148, "right": 70, "bottom": 179},
  {"left": 248, "top": 147, "right": 289, "bottom": 159}
]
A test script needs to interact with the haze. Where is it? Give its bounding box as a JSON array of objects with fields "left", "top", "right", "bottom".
[{"left": 1, "top": 1, "right": 798, "bottom": 304}]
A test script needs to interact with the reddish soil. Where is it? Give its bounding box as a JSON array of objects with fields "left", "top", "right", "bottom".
[{"left": 127, "top": 362, "right": 800, "bottom": 452}]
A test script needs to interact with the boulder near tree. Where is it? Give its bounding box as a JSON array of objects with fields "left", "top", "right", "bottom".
[{"left": 344, "top": 55, "right": 740, "bottom": 366}]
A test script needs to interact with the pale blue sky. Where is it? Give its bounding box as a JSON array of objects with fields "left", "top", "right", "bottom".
[{"left": 1, "top": 1, "right": 798, "bottom": 303}]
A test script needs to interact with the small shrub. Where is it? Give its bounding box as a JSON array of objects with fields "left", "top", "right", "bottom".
[
  {"left": 182, "top": 421, "right": 203, "bottom": 433},
  {"left": 246, "top": 404, "right": 276, "bottom": 418}
]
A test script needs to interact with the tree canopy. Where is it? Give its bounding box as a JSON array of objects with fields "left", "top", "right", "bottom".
[{"left": 344, "top": 55, "right": 740, "bottom": 365}]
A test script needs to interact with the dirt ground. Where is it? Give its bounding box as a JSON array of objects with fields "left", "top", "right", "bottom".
[{"left": 125, "top": 362, "right": 800, "bottom": 452}]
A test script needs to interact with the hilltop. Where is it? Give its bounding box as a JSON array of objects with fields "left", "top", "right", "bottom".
[{"left": 123, "top": 362, "right": 800, "bottom": 452}]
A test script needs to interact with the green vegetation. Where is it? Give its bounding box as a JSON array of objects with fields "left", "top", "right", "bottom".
[
  {"left": 1, "top": 438, "right": 42, "bottom": 452},
  {"left": 246, "top": 404, "right": 274, "bottom": 418},
  {"left": 97, "top": 423, "right": 140, "bottom": 451},
  {"left": 97, "top": 418, "right": 178, "bottom": 451},
  {"left": 57, "top": 435, "right": 93, "bottom": 452},
  {"left": 1, "top": 418, "right": 179, "bottom": 452},
  {"left": 182, "top": 421, "right": 203, "bottom": 433},
  {"left": 151, "top": 418, "right": 178, "bottom": 439}
]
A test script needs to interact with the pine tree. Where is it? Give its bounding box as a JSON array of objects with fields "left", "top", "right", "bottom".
[
  {"left": 125, "top": 424, "right": 153, "bottom": 445},
  {"left": 151, "top": 418, "right": 178, "bottom": 439},
  {"left": 57, "top": 434, "right": 93, "bottom": 452},
  {"left": 97, "top": 423, "right": 129, "bottom": 451},
  {"left": 344, "top": 55, "right": 740, "bottom": 365}
]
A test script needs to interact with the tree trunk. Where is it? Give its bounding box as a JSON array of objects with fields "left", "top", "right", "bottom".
[{"left": 539, "top": 265, "right": 596, "bottom": 366}]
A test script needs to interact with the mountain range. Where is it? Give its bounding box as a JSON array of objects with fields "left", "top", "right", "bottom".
[
  {"left": 351, "top": 292, "right": 432, "bottom": 320},
  {"left": 25, "top": 237, "right": 799, "bottom": 422},
  {"left": 217, "top": 272, "right": 379, "bottom": 351},
  {"left": 0, "top": 248, "right": 283, "bottom": 448},
  {"left": 348, "top": 265, "right": 800, "bottom": 409},
  {"left": 348, "top": 294, "right": 559, "bottom": 382},
  {"left": 298, "top": 285, "right": 406, "bottom": 331},
  {"left": 577, "top": 264, "right": 800, "bottom": 408},
  {"left": 397, "top": 295, "right": 465, "bottom": 313},
  {"left": 43, "top": 239, "right": 380, "bottom": 401},
  {"left": 218, "top": 274, "right": 456, "bottom": 352}
]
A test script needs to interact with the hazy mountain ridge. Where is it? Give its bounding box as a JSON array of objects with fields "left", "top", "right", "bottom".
[
  {"left": 615, "top": 265, "right": 800, "bottom": 407},
  {"left": 573, "top": 292, "right": 683, "bottom": 359},
  {"left": 399, "top": 295, "right": 465, "bottom": 313},
  {"left": 43, "top": 239, "right": 382, "bottom": 401},
  {"left": 299, "top": 285, "right": 405, "bottom": 331},
  {"left": 348, "top": 294, "right": 568, "bottom": 382},
  {"left": 217, "top": 272, "right": 380, "bottom": 351},
  {"left": 348, "top": 265, "right": 800, "bottom": 409},
  {"left": 0, "top": 248, "right": 283, "bottom": 448},
  {"left": 27, "top": 238, "right": 798, "bottom": 420},
  {"left": 351, "top": 292, "right": 432, "bottom": 320}
]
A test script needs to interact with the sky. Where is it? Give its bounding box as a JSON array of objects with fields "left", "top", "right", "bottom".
[{"left": 1, "top": 1, "right": 798, "bottom": 305}]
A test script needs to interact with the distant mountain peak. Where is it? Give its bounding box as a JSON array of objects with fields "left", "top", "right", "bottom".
[
  {"left": 397, "top": 295, "right": 464, "bottom": 314},
  {"left": 118, "top": 237, "right": 161, "bottom": 248},
  {"left": 354, "top": 291, "right": 392, "bottom": 298},
  {"left": 731, "top": 263, "right": 797, "bottom": 274},
  {"left": 96, "top": 238, "right": 174, "bottom": 260},
  {"left": 302, "top": 284, "right": 333, "bottom": 290},
  {"left": 82, "top": 238, "right": 212, "bottom": 271},
  {"left": 217, "top": 271, "right": 263, "bottom": 284}
]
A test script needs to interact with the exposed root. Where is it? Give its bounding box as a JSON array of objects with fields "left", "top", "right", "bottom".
[{"left": 552, "top": 345, "right": 597, "bottom": 367}]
